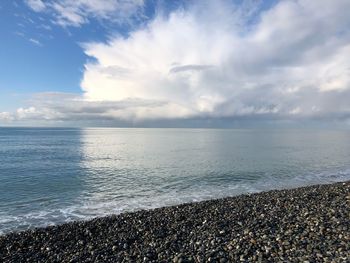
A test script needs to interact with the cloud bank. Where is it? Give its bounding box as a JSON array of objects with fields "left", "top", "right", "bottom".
[{"left": 4, "top": 0, "right": 350, "bottom": 126}]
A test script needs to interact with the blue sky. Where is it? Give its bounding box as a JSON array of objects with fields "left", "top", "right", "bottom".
[
  {"left": 0, "top": 0, "right": 198, "bottom": 111},
  {"left": 0, "top": 0, "right": 350, "bottom": 127},
  {"left": 0, "top": 0, "right": 274, "bottom": 111},
  {"left": 0, "top": 0, "right": 128, "bottom": 110}
]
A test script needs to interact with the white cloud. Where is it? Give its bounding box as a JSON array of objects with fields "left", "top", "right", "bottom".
[
  {"left": 8, "top": 0, "right": 350, "bottom": 126},
  {"left": 25, "top": 0, "right": 145, "bottom": 27},
  {"left": 80, "top": 0, "right": 350, "bottom": 120},
  {"left": 0, "top": 112, "right": 13, "bottom": 122},
  {"left": 26, "top": 0, "right": 46, "bottom": 12},
  {"left": 28, "top": 38, "right": 42, "bottom": 46},
  {"left": 16, "top": 107, "right": 38, "bottom": 119}
]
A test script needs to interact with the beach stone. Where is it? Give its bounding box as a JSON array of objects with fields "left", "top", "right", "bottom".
[{"left": 0, "top": 181, "right": 349, "bottom": 262}]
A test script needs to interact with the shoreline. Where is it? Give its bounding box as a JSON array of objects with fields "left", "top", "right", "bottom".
[{"left": 1, "top": 182, "right": 349, "bottom": 262}]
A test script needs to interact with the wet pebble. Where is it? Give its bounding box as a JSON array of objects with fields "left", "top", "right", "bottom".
[{"left": 0, "top": 181, "right": 349, "bottom": 262}]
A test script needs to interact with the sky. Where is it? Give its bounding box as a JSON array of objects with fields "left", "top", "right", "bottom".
[{"left": 1, "top": 0, "right": 350, "bottom": 127}]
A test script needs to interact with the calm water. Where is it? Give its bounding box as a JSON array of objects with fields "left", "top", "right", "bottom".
[{"left": 0, "top": 128, "right": 350, "bottom": 234}]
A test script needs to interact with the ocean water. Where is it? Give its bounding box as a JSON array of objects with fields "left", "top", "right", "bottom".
[{"left": 0, "top": 128, "right": 350, "bottom": 235}]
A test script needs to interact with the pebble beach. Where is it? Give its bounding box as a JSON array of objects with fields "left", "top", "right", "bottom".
[{"left": 1, "top": 181, "right": 349, "bottom": 262}]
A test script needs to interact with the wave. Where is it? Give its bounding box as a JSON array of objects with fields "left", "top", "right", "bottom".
[{"left": 1, "top": 168, "right": 350, "bottom": 235}]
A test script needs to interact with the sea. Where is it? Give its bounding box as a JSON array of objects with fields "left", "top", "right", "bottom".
[{"left": 0, "top": 127, "right": 350, "bottom": 235}]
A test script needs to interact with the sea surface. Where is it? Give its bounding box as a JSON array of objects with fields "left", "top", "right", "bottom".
[{"left": 0, "top": 128, "right": 350, "bottom": 235}]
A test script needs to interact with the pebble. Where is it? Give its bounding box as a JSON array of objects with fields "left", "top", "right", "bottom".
[{"left": 0, "top": 181, "right": 349, "bottom": 262}]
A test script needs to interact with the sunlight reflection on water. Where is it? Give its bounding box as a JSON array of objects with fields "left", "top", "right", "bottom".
[{"left": 0, "top": 128, "right": 350, "bottom": 234}]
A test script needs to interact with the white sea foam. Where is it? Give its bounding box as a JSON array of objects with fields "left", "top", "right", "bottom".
[{"left": 1, "top": 168, "right": 349, "bottom": 236}]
